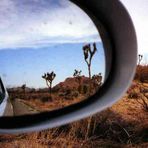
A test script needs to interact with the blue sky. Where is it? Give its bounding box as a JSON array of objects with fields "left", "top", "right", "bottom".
[
  {"left": 0, "top": 43, "right": 105, "bottom": 88},
  {"left": 0, "top": 0, "right": 105, "bottom": 88}
]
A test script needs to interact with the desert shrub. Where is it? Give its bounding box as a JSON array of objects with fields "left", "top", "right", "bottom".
[
  {"left": 37, "top": 88, "right": 49, "bottom": 93},
  {"left": 128, "top": 82, "right": 148, "bottom": 111},
  {"left": 133, "top": 127, "right": 148, "bottom": 143},
  {"left": 52, "top": 87, "right": 60, "bottom": 93},
  {"left": 65, "top": 89, "right": 72, "bottom": 96},
  {"left": 140, "top": 87, "right": 148, "bottom": 94},
  {"left": 64, "top": 95, "right": 74, "bottom": 100},
  {"left": 71, "top": 91, "right": 79, "bottom": 98},
  {"left": 128, "top": 91, "right": 140, "bottom": 99},
  {"left": 78, "top": 85, "right": 82, "bottom": 94},
  {"left": 137, "top": 84, "right": 148, "bottom": 111},
  {"left": 29, "top": 88, "right": 36, "bottom": 93},
  {"left": 58, "top": 93, "right": 65, "bottom": 97},
  {"left": 136, "top": 97, "right": 148, "bottom": 112},
  {"left": 134, "top": 65, "right": 148, "bottom": 83},
  {"left": 127, "top": 84, "right": 140, "bottom": 99},
  {"left": 41, "top": 96, "right": 52, "bottom": 102},
  {"left": 82, "top": 85, "right": 88, "bottom": 94},
  {"left": 64, "top": 109, "right": 135, "bottom": 144},
  {"left": 130, "top": 84, "right": 148, "bottom": 111}
]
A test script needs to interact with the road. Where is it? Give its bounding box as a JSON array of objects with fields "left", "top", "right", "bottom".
[{"left": 4, "top": 99, "right": 39, "bottom": 116}]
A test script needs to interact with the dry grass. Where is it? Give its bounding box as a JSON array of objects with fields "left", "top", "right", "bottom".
[
  {"left": 135, "top": 65, "right": 148, "bottom": 83},
  {"left": 0, "top": 66, "right": 148, "bottom": 147},
  {"left": 9, "top": 91, "right": 86, "bottom": 112},
  {"left": 0, "top": 91, "right": 148, "bottom": 147}
]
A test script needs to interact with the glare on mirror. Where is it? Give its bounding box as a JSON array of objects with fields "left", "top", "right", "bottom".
[{"left": 0, "top": 0, "right": 105, "bottom": 116}]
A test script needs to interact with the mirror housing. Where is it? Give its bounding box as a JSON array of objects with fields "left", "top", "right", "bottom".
[{"left": 0, "top": 0, "right": 137, "bottom": 134}]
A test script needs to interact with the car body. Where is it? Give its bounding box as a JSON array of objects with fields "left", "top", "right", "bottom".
[{"left": 0, "top": 78, "right": 13, "bottom": 116}]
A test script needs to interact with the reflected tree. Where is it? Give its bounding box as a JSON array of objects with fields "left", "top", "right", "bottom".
[
  {"left": 83, "top": 43, "right": 97, "bottom": 79},
  {"left": 21, "top": 84, "right": 26, "bottom": 94},
  {"left": 83, "top": 43, "right": 101, "bottom": 140},
  {"left": 42, "top": 71, "right": 56, "bottom": 98},
  {"left": 73, "top": 69, "right": 82, "bottom": 93}
]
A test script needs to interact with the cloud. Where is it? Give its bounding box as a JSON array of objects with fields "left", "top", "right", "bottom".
[{"left": 0, "top": 0, "right": 100, "bottom": 49}]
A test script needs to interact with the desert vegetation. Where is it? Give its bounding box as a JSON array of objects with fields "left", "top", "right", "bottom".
[
  {"left": 0, "top": 66, "right": 148, "bottom": 147},
  {"left": 42, "top": 71, "right": 56, "bottom": 100},
  {"left": 83, "top": 43, "right": 97, "bottom": 79},
  {"left": 1, "top": 51, "right": 148, "bottom": 147},
  {"left": 82, "top": 43, "right": 100, "bottom": 139},
  {"left": 128, "top": 55, "right": 148, "bottom": 112},
  {"left": 6, "top": 43, "right": 102, "bottom": 116},
  {"left": 21, "top": 84, "right": 26, "bottom": 94}
]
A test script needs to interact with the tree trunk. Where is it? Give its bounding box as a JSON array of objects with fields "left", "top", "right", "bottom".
[
  {"left": 50, "top": 82, "right": 52, "bottom": 98},
  {"left": 88, "top": 65, "right": 91, "bottom": 79},
  {"left": 86, "top": 64, "right": 93, "bottom": 140}
]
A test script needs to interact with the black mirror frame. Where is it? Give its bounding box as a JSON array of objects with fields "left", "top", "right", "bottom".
[
  {"left": 0, "top": 0, "right": 137, "bottom": 134},
  {"left": 0, "top": 78, "right": 5, "bottom": 104}
]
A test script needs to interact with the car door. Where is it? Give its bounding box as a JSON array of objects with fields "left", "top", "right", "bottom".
[
  {"left": 0, "top": 78, "right": 13, "bottom": 116},
  {"left": 0, "top": 78, "right": 5, "bottom": 104}
]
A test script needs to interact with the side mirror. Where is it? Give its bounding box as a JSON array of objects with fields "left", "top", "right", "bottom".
[{"left": 0, "top": 0, "right": 137, "bottom": 133}]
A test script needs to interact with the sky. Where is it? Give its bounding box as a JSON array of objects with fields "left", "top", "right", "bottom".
[
  {"left": 120, "top": 0, "right": 148, "bottom": 63},
  {"left": 0, "top": 0, "right": 105, "bottom": 88},
  {"left": 0, "top": 43, "right": 105, "bottom": 88},
  {"left": 0, "top": 0, "right": 100, "bottom": 48},
  {"left": 0, "top": 0, "right": 148, "bottom": 88}
]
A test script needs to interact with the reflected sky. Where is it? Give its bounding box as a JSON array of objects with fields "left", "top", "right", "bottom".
[
  {"left": 0, "top": 0, "right": 100, "bottom": 49},
  {"left": 0, "top": 43, "right": 105, "bottom": 88},
  {"left": 0, "top": 0, "right": 105, "bottom": 88}
]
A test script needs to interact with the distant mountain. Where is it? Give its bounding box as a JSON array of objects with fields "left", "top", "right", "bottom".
[
  {"left": 7, "top": 76, "right": 101, "bottom": 94},
  {"left": 53, "top": 76, "right": 91, "bottom": 92},
  {"left": 7, "top": 87, "right": 36, "bottom": 93}
]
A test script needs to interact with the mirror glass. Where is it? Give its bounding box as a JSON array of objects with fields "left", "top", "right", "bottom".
[{"left": 0, "top": 0, "right": 106, "bottom": 116}]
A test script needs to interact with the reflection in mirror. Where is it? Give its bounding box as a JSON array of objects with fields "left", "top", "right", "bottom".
[{"left": 0, "top": 0, "right": 105, "bottom": 116}]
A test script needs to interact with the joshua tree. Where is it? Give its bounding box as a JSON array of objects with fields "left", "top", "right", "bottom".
[
  {"left": 83, "top": 43, "right": 97, "bottom": 79},
  {"left": 73, "top": 69, "right": 82, "bottom": 93},
  {"left": 42, "top": 71, "right": 56, "bottom": 98},
  {"left": 83, "top": 43, "right": 99, "bottom": 140},
  {"left": 138, "top": 54, "right": 143, "bottom": 65},
  {"left": 21, "top": 84, "right": 26, "bottom": 94}
]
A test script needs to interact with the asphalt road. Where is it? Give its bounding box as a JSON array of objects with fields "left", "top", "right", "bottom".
[
  {"left": 3, "top": 99, "right": 14, "bottom": 116},
  {"left": 4, "top": 99, "right": 39, "bottom": 116}
]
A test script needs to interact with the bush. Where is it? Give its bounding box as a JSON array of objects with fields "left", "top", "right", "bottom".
[
  {"left": 136, "top": 97, "right": 148, "bottom": 112},
  {"left": 134, "top": 65, "right": 148, "bottom": 83},
  {"left": 127, "top": 83, "right": 140, "bottom": 99},
  {"left": 41, "top": 96, "right": 52, "bottom": 102},
  {"left": 82, "top": 85, "right": 88, "bottom": 94},
  {"left": 128, "top": 91, "right": 140, "bottom": 99},
  {"left": 71, "top": 91, "right": 79, "bottom": 98},
  {"left": 58, "top": 93, "right": 65, "bottom": 97},
  {"left": 65, "top": 89, "right": 72, "bottom": 96},
  {"left": 78, "top": 85, "right": 82, "bottom": 94}
]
